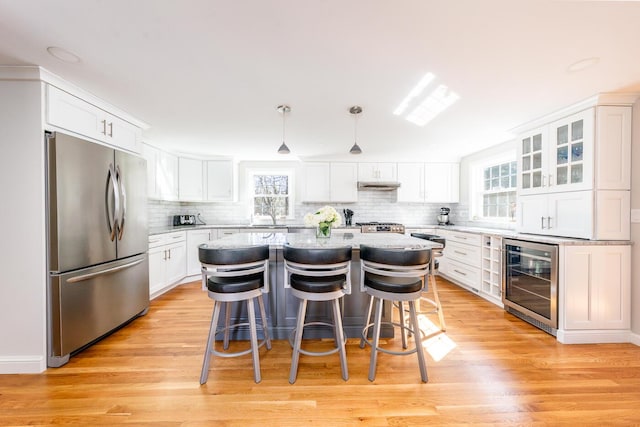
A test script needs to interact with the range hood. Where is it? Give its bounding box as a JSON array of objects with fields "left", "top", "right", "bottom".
[{"left": 357, "top": 181, "right": 401, "bottom": 191}]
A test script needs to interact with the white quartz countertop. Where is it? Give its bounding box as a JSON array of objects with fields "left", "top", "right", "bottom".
[{"left": 200, "top": 232, "right": 442, "bottom": 250}]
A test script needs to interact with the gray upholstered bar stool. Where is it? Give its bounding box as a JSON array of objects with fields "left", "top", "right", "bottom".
[
  {"left": 359, "top": 245, "right": 431, "bottom": 383},
  {"left": 199, "top": 244, "right": 271, "bottom": 384},
  {"left": 283, "top": 244, "right": 352, "bottom": 384}
]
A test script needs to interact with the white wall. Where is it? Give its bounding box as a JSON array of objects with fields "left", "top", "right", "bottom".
[
  {"left": 0, "top": 81, "right": 47, "bottom": 373},
  {"left": 630, "top": 98, "right": 640, "bottom": 340}
]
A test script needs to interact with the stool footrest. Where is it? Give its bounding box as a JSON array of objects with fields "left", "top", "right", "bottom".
[{"left": 361, "top": 321, "right": 419, "bottom": 356}]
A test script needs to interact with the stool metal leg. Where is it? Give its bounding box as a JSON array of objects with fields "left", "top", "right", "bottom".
[
  {"left": 368, "top": 296, "right": 384, "bottom": 382},
  {"left": 331, "top": 298, "right": 349, "bottom": 381},
  {"left": 223, "top": 302, "right": 232, "bottom": 350},
  {"left": 200, "top": 300, "right": 222, "bottom": 385},
  {"left": 257, "top": 295, "right": 272, "bottom": 350},
  {"left": 409, "top": 300, "right": 428, "bottom": 383},
  {"left": 289, "top": 299, "right": 308, "bottom": 384},
  {"left": 247, "top": 298, "right": 261, "bottom": 383},
  {"left": 360, "top": 294, "right": 375, "bottom": 349},
  {"left": 398, "top": 301, "right": 408, "bottom": 350}
]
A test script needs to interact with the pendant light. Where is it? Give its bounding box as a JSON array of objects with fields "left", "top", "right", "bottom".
[
  {"left": 349, "top": 105, "right": 363, "bottom": 154},
  {"left": 277, "top": 104, "right": 291, "bottom": 154}
]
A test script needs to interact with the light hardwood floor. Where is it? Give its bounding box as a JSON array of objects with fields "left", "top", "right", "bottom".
[{"left": 1, "top": 278, "right": 640, "bottom": 426}]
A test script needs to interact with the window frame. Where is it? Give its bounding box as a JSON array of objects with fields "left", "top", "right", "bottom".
[
  {"left": 470, "top": 152, "right": 517, "bottom": 224},
  {"left": 246, "top": 167, "right": 295, "bottom": 223}
]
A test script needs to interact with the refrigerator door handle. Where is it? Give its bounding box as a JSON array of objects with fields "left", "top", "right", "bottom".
[
  {"left": 105, "top": 163, "right": 120, "bottom": 242},
  {"left": 66, "top": 259, "right": 145, "bottom": 283},
  {"left": 116, "top": 165, "right": 127, "bottom": 240}
]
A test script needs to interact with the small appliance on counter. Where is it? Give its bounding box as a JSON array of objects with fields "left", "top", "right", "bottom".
[
  {"left": 437, "top": 207, "right": 452, "bottom": 225},
  {"left": 343, "top": 209, "right": 354, "bottom": 226},
  {"left": 173, "top": 214, "right": 196, "bottom": 226}
]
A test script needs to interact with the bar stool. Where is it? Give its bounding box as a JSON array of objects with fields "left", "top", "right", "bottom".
[
  {"left": 359, "top": 245, "right": 431, "bottom": 383},
  {"left": 283, "top": 244, "right": 352, "bottom": 384},
  {"left": 199, "top": 244, "right": 271, "bottom": 384}
]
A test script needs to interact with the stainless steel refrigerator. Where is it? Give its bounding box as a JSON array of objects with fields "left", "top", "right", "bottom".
[{"left": 46, "top": 132, "right": 149, "bottom": 367}]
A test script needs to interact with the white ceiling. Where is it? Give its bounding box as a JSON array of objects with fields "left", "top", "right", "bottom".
[{"left": 1, "top": 0, "right": 640, "bottom": 162}]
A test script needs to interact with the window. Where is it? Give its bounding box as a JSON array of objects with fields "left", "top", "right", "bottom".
[
  {"left": 482, "top": 161, "right": 517, "bottom": 220},
  {"left": 248, "top": 169, "right": 293, "bottom": 223}
]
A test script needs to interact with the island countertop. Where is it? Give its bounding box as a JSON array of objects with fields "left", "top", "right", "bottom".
[{"left": 200, "top": 231, "right": 443, "bottom": 250}]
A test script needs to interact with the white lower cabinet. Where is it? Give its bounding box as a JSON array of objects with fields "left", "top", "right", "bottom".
[
  {"left": 148, "top": 231, "right": 186, "bottom": 298},
  {"left": 186, "top": 229, "right": 216, "bottom": 276},
  {"left": 559, "top": 245, "right": 630, "bottom": 342},
  {"left": 439, "top": 230, "right": 482, "bottom": 295}
]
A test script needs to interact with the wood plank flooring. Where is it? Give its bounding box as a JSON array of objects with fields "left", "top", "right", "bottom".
[{"left": 1, "top": 278, "right": 640, "bottom": 426}]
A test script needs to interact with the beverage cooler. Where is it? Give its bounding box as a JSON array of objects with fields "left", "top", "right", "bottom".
[{"left": 502, "top": 239, "right": 558, "bottom": 336}]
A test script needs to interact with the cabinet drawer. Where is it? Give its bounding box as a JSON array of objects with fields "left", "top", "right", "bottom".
[
  {"left": 148, "top": 231, "right": 186, "bottom": 248},
  {"left": 445, "top": 241, "right": 482, "bottom": 267},
  {"left": 445, "top": 231, "right": 482, "bottom": 246},
  {"left": 444, "top": 259, "right": 481, "bottom": 290}
]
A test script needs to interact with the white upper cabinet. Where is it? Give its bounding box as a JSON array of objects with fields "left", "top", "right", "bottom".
[
  {"left": 397, "top": 163, "right": 424, "bottom": 202},
  {"left": 302, "top": 162, "right": 331, "bottom": 202},
  {"left": 156, "top": 150, "right": 179, "bottom": 200},
  {"left": 425, "top": 163, "right": 460, "bottom": 203},
  {"left": 46, "top": 85, "right": 142, "bottom": 153},
  {"left": 178, "top": 157, "right": 204, "bottom": 201},
  {"left": 330, "top": 163, "right": 358, "bottom": 202},
  {"left": 357, "top": 162, "right": 397, "bottom": 182},
  {"left": 206, "top": 160, "right": 234, "bottom": 201},
  {"left": 518, "top": 106, "right": 630, "bottom": 196},
  {"left": 548, "top": 109, "right": 594, "bottom": 192},
  {"left": 301, "top": 162, "right": 357, "bottom": 202},
  {"left": 397, "top": 162, "right": 459, "bottom": 203}
]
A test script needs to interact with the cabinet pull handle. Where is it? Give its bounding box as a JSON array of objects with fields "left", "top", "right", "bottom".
[
  {"left": 454, "top": 235, "right": 467, "bottom": 240},
  {"left": 163, "top": 249, "right": 167, "bottom": 260},
  {"left": 453, "top": 269, "right": 467, "bottom": 276},
  {"left": 108, "top": 122, "right": 113, "bottom": 137},
  {"left": 101, "top": 119, "right": 107, "bottom": 135},
  {"left": 548, "top": 174, "right": 553, "bottom": 186},
  {"left": 547, "top": 216, "right": 552, "bottom": 229},
  {"left": 168, "top": 249, "right": 172, "bottom": 259},
  {"left": 542, "top": 175, "right": 546, "bottom": 187},
  {"left": 454, "top": 250, "right": 467, "bottom": 255},
  {"left": 541, "top": 216, "right": 545, "bottom": 229}
]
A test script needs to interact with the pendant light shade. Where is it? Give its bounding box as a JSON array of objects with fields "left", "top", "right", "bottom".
[
  {"left": 277, "top": 104, "right": 291, "bottom": 154},
  {"left": 349, "top": 105, "right": 363, "bottom": 154}
]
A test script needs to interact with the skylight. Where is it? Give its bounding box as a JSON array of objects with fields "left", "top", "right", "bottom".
[{"left": 394, "top": 73, "right": 460, "bottom": 126}]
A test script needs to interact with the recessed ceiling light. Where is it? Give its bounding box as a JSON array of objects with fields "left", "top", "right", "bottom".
[
  {"left": 47, "top": 46, "right": 81, "bottom": 64},
  {"left": 567, "top": 57, "right": 599, "bottom": 73}
]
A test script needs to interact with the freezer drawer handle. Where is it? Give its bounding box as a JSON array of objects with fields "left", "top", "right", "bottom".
[{"left": 67, "top": 259, "right": 144, "bottom": 283}]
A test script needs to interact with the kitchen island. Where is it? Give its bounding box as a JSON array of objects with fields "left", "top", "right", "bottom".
[{"left": 199, "top": 232, "right": 442, "bottom": 340}]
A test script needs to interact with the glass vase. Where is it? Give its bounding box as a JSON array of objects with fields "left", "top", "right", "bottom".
[{"left": 316, "top": 222, "right": 332, "bottom": 238}]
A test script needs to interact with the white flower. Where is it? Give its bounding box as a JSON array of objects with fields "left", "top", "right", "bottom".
[{"left": 304, "top": 205, "right": 342, "bottom": 227}]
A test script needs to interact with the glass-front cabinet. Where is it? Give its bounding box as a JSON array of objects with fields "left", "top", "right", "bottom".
[
  {"left": 518, "top": 128, "right": 546, "bottom": 195},
  {"left": 548, "top": 109, "right": 593, "bottom": 192},
  {"left": 518, "top": 108, "right": 594, "bottom": 195}
]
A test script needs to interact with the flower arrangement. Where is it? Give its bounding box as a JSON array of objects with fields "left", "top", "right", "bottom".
[{"left": 304, "top": 205, "right": 341, "bottom": 237}]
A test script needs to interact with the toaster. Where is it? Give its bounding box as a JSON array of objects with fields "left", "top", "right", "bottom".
[{"left": 173, "top": 214, "right": 196, "bottom": 226}]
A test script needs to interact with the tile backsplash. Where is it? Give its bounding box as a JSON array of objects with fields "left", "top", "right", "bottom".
[{"left": 147, "top": 190, "right": 461, "bottom": 229}]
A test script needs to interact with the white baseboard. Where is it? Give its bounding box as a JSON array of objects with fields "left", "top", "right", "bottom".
[
  {"left": 629, "top": 331, "right": 640, "bottom": 346},
  {"left": 0, "top": 355, "right": 46, "bottom": 374},
  {"left": 557, "top": 329, "right": 632, "bottom": 344}
]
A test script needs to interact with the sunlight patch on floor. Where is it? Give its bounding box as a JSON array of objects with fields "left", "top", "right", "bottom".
[{"left": 417, "top": 314, "right": 456, "bottom": 362}]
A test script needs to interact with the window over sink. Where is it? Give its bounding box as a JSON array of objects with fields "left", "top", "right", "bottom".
[{"left": 248, "top": 168, "right": 294, "bottom": 224}]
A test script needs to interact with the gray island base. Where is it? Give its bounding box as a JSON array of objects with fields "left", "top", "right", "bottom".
[{"left": 199, "top": 232, "right": 442, "bottom": 341}]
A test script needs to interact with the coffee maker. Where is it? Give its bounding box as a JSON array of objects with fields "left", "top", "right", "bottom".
[
  {"left": 437, "top": 207, "right": 451, "bottom": 225},
  {"left": 343, "top": 209, "right": 354, "bottom": 226}
]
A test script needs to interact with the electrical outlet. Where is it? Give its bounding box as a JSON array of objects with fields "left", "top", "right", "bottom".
[{"left": 631, "top": 209, "right": 640, "bottom": 223}]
